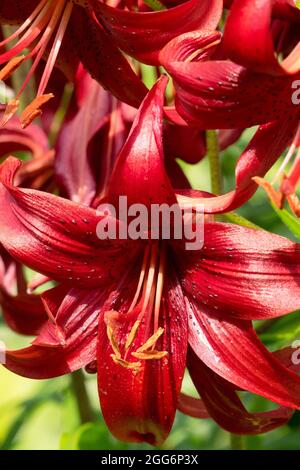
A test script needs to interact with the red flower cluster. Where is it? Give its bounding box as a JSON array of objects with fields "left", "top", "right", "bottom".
[{"left": 0, "top": 0, "right": 300, "bottom": 446}]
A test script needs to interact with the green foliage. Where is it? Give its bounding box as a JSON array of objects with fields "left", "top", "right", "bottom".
[{"left": 270, "top": 203, "right": 300, "bottom": 239}]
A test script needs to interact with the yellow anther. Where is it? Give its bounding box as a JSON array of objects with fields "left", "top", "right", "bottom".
[
  {"left": 111, "top": 354, "right": 142, "bottom": 372},
  {"left": 135, "top": 327, "right": 164, "bottom": 353},
  {"left": 107, "top": 325, "right": 121, "bottom": 359},
  {"left": 132, "top": 350, "right": 168, "bottom": 360},
  {"left": 0, "top": 99, "right": 20, "bottom": 127},
  {"left": 0, "top": 56, "right": 26, "bottom": 81},
  {"left": 20, "top": 93, "right": 54, "bottom": 128},
  {"left": 125, "top": 320, "right": 141, "bottom": 350}
]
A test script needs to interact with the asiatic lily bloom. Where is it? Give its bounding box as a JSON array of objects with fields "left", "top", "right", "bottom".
[
  {"left": 160, "top": 30, "right": 300, "bottom": 129},
  {"left": 2, "top": 78, "right": 300, "bottom": 444},
  {"left": 0, "top": 0, "right": 222, "bottom": 127}
]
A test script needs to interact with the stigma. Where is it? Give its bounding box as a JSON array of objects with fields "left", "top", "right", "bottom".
[{"left": 0, "top": 0, "right": 74, "bottom": 128}]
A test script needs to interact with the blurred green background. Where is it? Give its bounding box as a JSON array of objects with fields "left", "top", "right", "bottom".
[{"left": 1, "top": 128, "right": 300, "bottom": 450}]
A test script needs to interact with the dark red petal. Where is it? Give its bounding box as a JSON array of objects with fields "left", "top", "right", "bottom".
[
  {"left": 69, "top": 8, "right": 147, "bottom": 109},
  {"left": 177, "top": 392, "right": 210, "bottom": 419},
  {"left": 188, "top": 349, "right": 294, "bottom": 434},
  {"left": 223, "top": 0, "right": 300, "bottom": 75},
  {"left": 0, "top": 289, "right": 46, "bottom": 336},
  {"left": 92, "top": 0, "right": 222, "bottom": 65},
  {"left": 0, "top": 157, "right": 140, "bottom": 287},
  {"left": 274, "top": 347, "right": 300, "bottom": 373},
  {"left": 160, "top": 30, "right": 300, "bottom": 128},
  {"left": 55, "top": 75, "right": 127, "bottom": 205},
  {"left": 169, "top": 60, "right": 298, "bottom": 128},
  {"left": 0, "top": 115, "right": 48, "bottom": 159},
  {"left": 4, "top": 285, "right": 104, "bottom": 378},
  {"left": 177, "top": 116, "right": 299, "bottom": 213},
  {"left": 163, "top": 123, "right": 206, "bottom": 165},
  {"left": 0, "top": 0, "right": 35, "bottom": 23},
  {"left": 97, "top": 268, "right": 187, "bottom": 445},
  {"left": 106, "top": 77, "right": 177, "bottom": 208},
  {"left": 178, "top": 222, "right": 300, "bottom": 320},
  {"left": 225, "top": 0, "right": 300, "bottom": 21},
  {"left": 187, "top": 300, "right": 300, "bottom": 409}
]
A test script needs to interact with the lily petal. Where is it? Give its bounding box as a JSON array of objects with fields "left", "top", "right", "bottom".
[
  {"left": 188, "top": 349, "right": 294, "bottom": 434},
  {"left": 177, "top": 117, "right": 299, "bottom": 213},
  {"left": 0, "top": 157, "right": 140, "bottom": 287},
  {"left": 177, "top": 392, "right": 210, "bottom": 419},
  {"left": 106, "top": 77, "right": 177, "bottom": 208},
  {"left": 69, "top": 7, "right": 148, "bottom": 109},
  {"left": 187, "top": 299, "right": 300, "bottom": 409},
  {"left": 223, "top": 0, "right": 300, "bottom": 75},
  {"left": 160, "top": 31, "right": 299, "bottom": 128},
  {"left": 92, "top": 0, "right": 222, "bottom": 65},
  {"left": 4, "top": 285, "right": 103, "bottom": 378},
  {"left": 55, "top": 75, "right": 127, "bottom": 205},
  {"left": 177, "top": 222, "right": 300, "bottom": 320},
  {"left": 0, "top": 288, "right": 46, "bottom": 336},
  {"left": 97, "top": 268, "right": 187, "bottom": 445}
]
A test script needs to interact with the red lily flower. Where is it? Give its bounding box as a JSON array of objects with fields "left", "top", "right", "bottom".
[
  {"left": 0, "top": 0, "right": 222, "bottom": 127},
  {"left": 160, "top": 30, "right": 300, "bottom": 129},
  {"left": 2, "top": 79, "right": 300, "bottom": 443}
]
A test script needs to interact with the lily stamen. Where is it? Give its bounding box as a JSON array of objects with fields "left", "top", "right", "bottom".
[
  {"left": 272, "top": 124, "right": 300, "bottom": 184},
  {"left": 110, "top": 354, "right": 141, "bottom": 372},
  {"left": 127, "top": 244, "right": 151, "bottom": 313},
  {"left": 153, "top": 248, "right": 166, "bottom": 334},
  {"left": 106, "top": 243, "right": 168, "bottom": 370},
  {"left": 135, "top": 327, "right": 165, "bottom": 353},
  {"left": 0, "top": 0, "right": 74, "bottom": 127}
]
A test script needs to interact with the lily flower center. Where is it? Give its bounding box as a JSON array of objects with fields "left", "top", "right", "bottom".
[
  {"left": 0, "top": 0, "right": 74, "bottom": 128},
  {"left": 106, "top": 242, "right": 168, "bottom": 373}
]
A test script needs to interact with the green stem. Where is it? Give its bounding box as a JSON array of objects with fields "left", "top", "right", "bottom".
[
  {"left": 256, "top": 317, "right": 281, "bottom": 335},
  {"left": 48, "top": 82, "right": 73, "bottom": 146},
  {"left": 143, "top": 0, "right": 165, "bottom": 10},
  {"left": 2, "top": 25, "right": 36, "bottom": 111},
  {"left": 206, "top": 130, "right": 261, "bottom": 230},
  {"left": 230, "top": 434, "right": 246, "bottom": 450},
  {"left": 70, "top": 370, "right": 94, "bottom": 424},
  {"left": 206, "top": 130, "right": 223, "bottom": 196},
  {"left": 223, "top": 211, "right": 260, "bottom": 230}
]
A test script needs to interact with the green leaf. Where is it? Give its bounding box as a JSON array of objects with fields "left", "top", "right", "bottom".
[
  {"left": 260, "top": 310, "right": 300, "bottom": 346},
  {"left": 60, "top": 423, "right": 131, "bottom": 450},
  {"left": 270, "top": 202, "right": 300, "bottom": 239}
]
